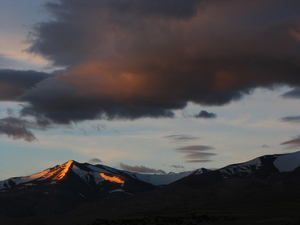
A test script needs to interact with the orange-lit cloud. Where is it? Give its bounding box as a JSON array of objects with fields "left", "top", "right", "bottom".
[
  {"left": 290, "top": 29, "right": 300, "bottom": 41},
  {"left": 63, "top": 62, "right": 153, "bottom": 101},
  {"left": 214, "top": 71, "right": 238, "bottom": 90}
]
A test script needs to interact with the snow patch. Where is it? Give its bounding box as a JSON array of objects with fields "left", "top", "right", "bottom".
[
  {"left": 195, "top": 168, "right": 211, "bottom": 175},
  {"left": 79, "top": 193, "right": 86, "bottom": 199},
  {"left": 219, "top": 157, "right": 262, "bottom": 176},
  {"left": 109, "top": 189, "right": 131, "bottom": 195},
  {"left": 86, "top": 165, "right": 112, "bottom": 174},
  {"left": 24, "top": 183, "right": 36, "bottom": 186},
  {"left": 72, "top": 166, "right": 105, "bottom": 184},
  {"left": 273, "top": 151, "right": 300, "bottom": 172},
  {"left": 0, "top": 177, "right": 36, "bottom": 190}
]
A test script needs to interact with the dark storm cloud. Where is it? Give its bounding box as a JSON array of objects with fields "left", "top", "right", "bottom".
[
  {"left": 103, "top": 0, "right": 202, "bottom": 19},
  {"left": 281, "top": 88, "right": 300, "bottom": 99},
  {"left": 175, "top": 145, "right": 214, "bottom": 151},
  {"left": 6, "top": 0, "right": 300, "bottom": 123},
  {"left": 18, "top": 77, "right": 178, "bottom": 124},
  {"left": 0, "top": 117, "right": 38, "bottom": 142},
  {"left": 280, "top": 116, "right": 300, "bottom": 123},
  {"left": 27, "top": 0, "right": 202, "bottom": 67},
  {"left": 0, "top": 69, "right": 50, "bottom": 101},
  {"left": 280, "top": 136, "right": 300, "bottom": 149},
  {"left": 119, "top": 163, "right": 166, "bottom": 174},
  {"left": 88, "top": 158, "right": 102, "bottom": 164},
  {"left": 194, "top": 110, "right": 217, "bottom": 119},
  {"left": 164, "top": 135, "right": 200, "bottom": 142}
]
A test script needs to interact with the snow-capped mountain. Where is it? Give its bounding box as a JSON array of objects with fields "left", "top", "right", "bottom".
[
  {"left": 0, "top": 160, "right": 196, "bottom": 217},
  {"left": 1, "top": 151, "right": 300, "bottom": 218},
  {"left": 217, "top": 151, "right": 300, "bottom": 179},
  {"left": 168, "top": 151, "right": 300, "bottom": 191},
  {"left": 1, "top": 151, "right": 300, "bottom": 193},
  {"left": 0, "top": 160, "right": 194, "bottom": 191}
]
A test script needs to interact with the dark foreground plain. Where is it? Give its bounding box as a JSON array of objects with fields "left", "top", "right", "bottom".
[
  {"left": 1, "top": 201, "right": 300, "bottom": 225},
  {"left": 1, "top": 176, "right": 300, "bottom": 225},
  {"left": 80, "top": 204, "right": 300, "bottom": 225}
]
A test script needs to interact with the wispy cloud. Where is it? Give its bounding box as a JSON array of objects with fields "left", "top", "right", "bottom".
[
  {"left": 0, "top": 107, "right": 53, "bottom": 142},
  {"left": 119, "top": 163, "right": 166, "bottom": 174},
  {"left": 184, "top": 152, "right": 216, "bottom": 162},
  {"left": 175, "top": 145, "right": 214, "bottom": 151},
  {"left": 175, "top": 144, "right": 216, "bottom": 163},
  {"left": 186, "top": 159, "right": 212, "bottom": 163},
  {"left": 164, "top": 135, "right": 200, "bottom": 142},
  {"left": 0, "top": 117, "right": 37, "bottom": 142},
  {"left": 171, "top": 165, "right": 185, "bottom": 169},
  {"left": 280, "top": 116, "right": 300, "bottom": 123},
  {"left": 280, "top": 136, "right": 300, "bottom": 149},
  {"left": 92, "top": 124, "right": 107, "bottom": 131},
  {"left": 88, "top": 158, "right": 102, "bottom": 164}
]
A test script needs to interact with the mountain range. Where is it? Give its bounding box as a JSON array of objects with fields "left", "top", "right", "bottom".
[{"left": 1, "top": 151, "right": 300, "bottom": 225}]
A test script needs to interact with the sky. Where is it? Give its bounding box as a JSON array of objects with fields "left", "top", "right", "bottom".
[{"left": 0, "top": 0, "right": 300, "bottom": 180}]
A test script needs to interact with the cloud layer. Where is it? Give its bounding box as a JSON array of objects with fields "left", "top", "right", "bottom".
[
  {"left": 0, "top": 69, "right": 50, "bottom": 101},
  {"left": 1, "top": 0, "right": 300, "bottom": 125},
  {"left": 175, "top": 145, "right": 214, "bottom": 151},
  {"left": 175, "top": 145, "right": 216, "bottom": 163}
]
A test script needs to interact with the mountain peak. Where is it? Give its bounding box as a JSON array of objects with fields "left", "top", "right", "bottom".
[
  {"left": 30, "top": 160, "right": 74, "bottom": 181},
  {"left": 52, "top": 160, "right": 74, "bottom": 180}
]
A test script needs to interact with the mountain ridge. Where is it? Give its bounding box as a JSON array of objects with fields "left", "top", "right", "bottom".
[
  {"left": 0, "top": 159, "right": 195, "bottom": 190},
  {"left": 1, "top": 151, "right": 300, "bottom": 220},
  {"left": 1, "top": 151, "right": 300, "bottom": 192}
]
